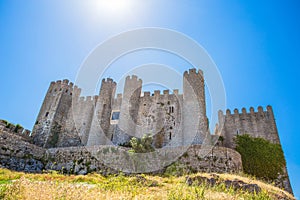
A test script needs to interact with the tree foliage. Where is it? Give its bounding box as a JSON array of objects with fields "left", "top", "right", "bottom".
[
  {"left": 129, "top": 134, "right": 154, "bottom": 153},
  {"left": 235, "top": 134, "right": 285, "bottom": 180}
]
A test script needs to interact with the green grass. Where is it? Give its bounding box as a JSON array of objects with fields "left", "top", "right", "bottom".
[{"left": 0, "top": 168, "right": 294, "bottom": 200}]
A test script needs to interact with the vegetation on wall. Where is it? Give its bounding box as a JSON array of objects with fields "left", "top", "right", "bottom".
[{"left": 235, "top": 134, "right": 285, "bottom": 180}]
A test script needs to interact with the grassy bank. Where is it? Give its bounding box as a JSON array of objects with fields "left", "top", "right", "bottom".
[{"left": 0, "top": 168, "right": 294, "bottom": 200}]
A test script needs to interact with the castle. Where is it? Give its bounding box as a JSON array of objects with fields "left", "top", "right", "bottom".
[
  {"left": 0, "top": 68, "right": 292, "bottom": 194},
  {"left": 31, "top": 68, "right": 280, "bottom": 151}
]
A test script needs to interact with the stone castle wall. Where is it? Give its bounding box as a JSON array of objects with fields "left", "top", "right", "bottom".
[
  {"left": 218, "top": 106, "right": 280, "bottom": 148},
  {"left": 0, "top": 120, "right": 31, "bottom": 143},
  {"left": 0, "top": 127, "right": 242, "bottom": 175}
]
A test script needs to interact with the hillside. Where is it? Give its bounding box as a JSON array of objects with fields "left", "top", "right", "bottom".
[{"left": 0, "top": 168, "right": 294, "bottom": 200}]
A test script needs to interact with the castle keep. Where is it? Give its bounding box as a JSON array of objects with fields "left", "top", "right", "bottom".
[{"left": 31, "top": 68, "right": 280, "bottom": 151}]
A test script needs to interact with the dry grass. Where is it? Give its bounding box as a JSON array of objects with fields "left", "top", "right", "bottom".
[{"left": 0, "top": 168, "right": 295, "bottom": 200}]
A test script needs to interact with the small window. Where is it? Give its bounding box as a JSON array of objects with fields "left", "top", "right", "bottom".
[
  {"left": 66, "top": 89, "right": 68, "bottom": 93},
  {"left": 111, "top": 111, "right": 120, "bottom": 120},
  {"left": 110, "top": 110, "right": 121, "bottom": 124},
  {"left": 45, "top": 112, "right": 49, "bottom": 117},
  {"left": 169, "top": 132, "right": 172, "bottom": 140},
  {"left": 169, "top": 106, "right": 174, "bottom": 113}
]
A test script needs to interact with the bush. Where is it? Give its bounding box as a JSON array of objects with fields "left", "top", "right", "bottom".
[
  {"left": 235, "top": 134, "right": 285, "bottom": 180},
  {"left": 129, "top": 134, "right": 154, "bottom": 153}
]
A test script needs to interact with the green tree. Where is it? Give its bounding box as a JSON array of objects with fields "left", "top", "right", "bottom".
[{"left": 235, "top": 134, "right": 285, "bottom": 180}]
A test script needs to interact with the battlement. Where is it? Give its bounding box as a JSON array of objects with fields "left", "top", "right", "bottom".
[
  {"left": 78, "top": 95, "right": 99, "bottom": 103},
  {"left": 220, "top": 106, "right": 273, "bottom": 117},
  {"left": 154, "top": 90, "right": 161, "bottom": 97},
  {"left": 163, "top": 90, "right": 169, "bottom": 95},
  {"left": 49, "top": 79, "right": 75, "bottom": 96},
  {"left": 102, "top": 78, "right": 115, "bottom": 84},
  {"left": 173, "top": 89, "right": 179, "bottom": 95},
  {"left": 143, "top": 92, "right": 150, "bottom": 97},
  {"left": 183, "top": 68, "right": 204, "bottom": 77},
  {"left": 0, "top": 119, "right": 32, "bottom": 141},
  {"left": 125, "top": 75, "right": 142, "bottom": 84}
]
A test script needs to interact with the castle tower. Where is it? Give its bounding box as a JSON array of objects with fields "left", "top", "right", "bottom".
[
  {"left": 32, "top": 79, "right": 80, "bottom": 148},
  {"left": 219, "top": 106, "right": 280, "bottom": 148},
  {"left": 113, "top": 75, "right": 142, "bottom": 144},
  {"left": 182, "top": 68, "right": 208, "bottom": 145},
  {"left": 87, "top": 78, "right": 116, "bottom": 145}
]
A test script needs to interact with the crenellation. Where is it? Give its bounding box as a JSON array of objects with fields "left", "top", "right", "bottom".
[
  {"left": 220, "top": 106, "right": 281, "bottom": 149},
  {"left": 184, "top": 68, "right": 204, "bottom": 77},
  {"left": 173, "top": 89, "right": 179, "bottom": 95},
  {"left": 257, "top": 106, "right": 264, "bottom": 113},
  {"left": 86, "top": 96, "right": 92, "bottom": 101},
  {"left": 163, "top": 89, "right": 169, "bottom": 95},
  {"left": 242, "top": 107, "right": 247, "bottom": 114},
  {"left": 143, "top": 91, "right": 150, "bottom": 97},
  {"left": 62, "top": 79, "right": 69, "bottom": 85},
  {"left": 226, "top": 109, "right": 231, "bottom": 115},
  {"left": 234, "top": 108, "right": 239, "bottom": 115},
  {"left": 79, "top": 96, "right": 85, "bottom": 102},
  {"left": 154, "top": 90, "right": 161, "bottom": 97},
  {"left": 0, "top": 120, "right": 32, "bottom": 142}
]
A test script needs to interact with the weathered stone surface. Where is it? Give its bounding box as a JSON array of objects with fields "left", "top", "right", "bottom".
[
  {"left": 0, "top": 130, "right": 45, "bottom": 172},
  {"left": 186, "top": 175, "right": 261, "bottom": 194},
  {"left": 177, "top": 145, "right": 242, "bottom": 174}
]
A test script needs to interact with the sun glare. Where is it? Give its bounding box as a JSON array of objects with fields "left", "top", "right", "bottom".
[{"left": 96, "top": 0, "right": 133, "bottom": 14}]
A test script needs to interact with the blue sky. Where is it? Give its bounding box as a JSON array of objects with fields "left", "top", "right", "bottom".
[{"left": 0, "top": 0, "right": 299, "bottom": 196}]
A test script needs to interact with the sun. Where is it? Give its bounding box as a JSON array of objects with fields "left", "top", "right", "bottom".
[{"left": 96, "top": 0, "right": 133, "bottom": 14}]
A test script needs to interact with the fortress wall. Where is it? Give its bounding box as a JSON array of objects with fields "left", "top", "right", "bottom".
[
  {"left": 0, "top": 129, "right": 46, "bottom": 172},
  {"left": 219, "top": 106, "right": 280, "bottom": 148},
  {"left": 44, "top": 145, "right": 242, "bottom": 175},
  {"left": 0, "top": 120, "right": 31, "bottom": 142}
]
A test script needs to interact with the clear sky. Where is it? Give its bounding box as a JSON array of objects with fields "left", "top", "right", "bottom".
[{"left": 0, "top": 0, "right": 299, "bottom": 196}]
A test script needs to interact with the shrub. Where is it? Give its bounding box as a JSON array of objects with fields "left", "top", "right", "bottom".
[
  {"left": 235, "top": 134, "right": 285, "bottom": 180},
  {"left": 129, "top": 134, "right": 154, "bottom": 153}
]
